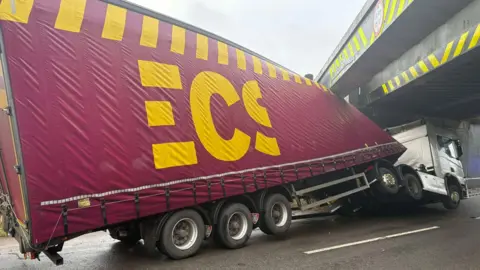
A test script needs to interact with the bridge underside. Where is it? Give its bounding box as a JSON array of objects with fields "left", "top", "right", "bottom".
[{"left": 361, "top": 47, "right": 480, "bottom": 128}]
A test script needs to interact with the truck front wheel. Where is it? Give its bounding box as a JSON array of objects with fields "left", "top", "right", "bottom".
[
  {"left": 157, "top": 209, "right": 205, "bottom": 260},
  {"left": 403, "top": 173, "right": 423, "bottom": 200},
  {"left": 442, "top": 184, "right": 461, "bottom": 210},
  {"left": 259, "top": 193, "right": 292, "bottom": 235},
  {"left": 214, "top": 203, "right": 253, "bottom": 249}
]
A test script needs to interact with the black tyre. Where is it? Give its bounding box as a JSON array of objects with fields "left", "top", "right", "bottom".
[
  {"left": 215, "top": 203, "right": 253, "bottom": 249},
  {"left": 442, "top": 184, "right": 461, "bottom": 210},
  {"left": 372, "top": 166, "right": 399, "bottom": 195},
  {"left": 403, "top": 173, "right": 423, "bottom": 200},
  {"left": 259, "top": 194, "right": 292, "bottom": 235},
  {"left": 157, "top": 209, "right": 205, "bottom": 260}
]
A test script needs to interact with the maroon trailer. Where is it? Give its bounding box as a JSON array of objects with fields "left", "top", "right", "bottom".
[{"left": 0, "top": 0, "right": 406, "bottom": 265}]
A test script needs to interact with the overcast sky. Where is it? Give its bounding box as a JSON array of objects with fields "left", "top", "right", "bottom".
[{"left": 130, "top": 0, "right": 367, "bottom": 76}]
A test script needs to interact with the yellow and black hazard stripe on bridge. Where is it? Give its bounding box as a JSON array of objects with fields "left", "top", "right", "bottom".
[
  {"left": 371, "top": 22, "right": 480, "bottom": 102},
  {"left": 322, "top": 0, "right": 416, "bottom": 88}
]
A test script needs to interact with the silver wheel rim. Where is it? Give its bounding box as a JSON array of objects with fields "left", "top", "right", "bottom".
[
  {"left": 227, "top": 212, "right": 248, "bottom": 240},
  {"left": 172, "top": 218, "right": 198, "bottom": 250},
  {"left": 382, "top": 173, "right": 396, "bottom": 188},
  {"left": 271, "top": 202, "right": 288, "bottom": 227}
]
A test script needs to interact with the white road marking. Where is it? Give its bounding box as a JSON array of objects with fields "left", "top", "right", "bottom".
[{"left": 304, "top": 226, "right": 440, "bottom": 255}]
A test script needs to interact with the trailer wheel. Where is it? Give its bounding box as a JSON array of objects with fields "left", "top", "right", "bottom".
[
  {"left": 259, "top": 193, "right": 292, "bottom": 235},
  {"left": 157, "top": 209, "right": 205, "bottom": 260},
  {"left": 442, "top": 184, "right": 461, "bottom": 210},
  {"left": 372, "top": 166, "right": 399, "bottom": 195},
  {"left": 215, "top": 203, "right": 252, "bottom": 249},
  {"left": 403, "top": 173, "right": 423, "bottom": 200}
]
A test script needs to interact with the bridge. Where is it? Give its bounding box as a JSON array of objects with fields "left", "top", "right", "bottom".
[{"left": 315, "top": 0, "right": 480, "bottom": 127}]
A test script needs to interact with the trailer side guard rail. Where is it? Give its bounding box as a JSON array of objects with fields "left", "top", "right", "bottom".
[{"left": 292, "top": 173, "right": 369, "bottom": 211}]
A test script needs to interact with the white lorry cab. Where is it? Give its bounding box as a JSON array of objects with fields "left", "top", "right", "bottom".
[{"left": 385, "top": 118, "right": 471, "bottom": 209}]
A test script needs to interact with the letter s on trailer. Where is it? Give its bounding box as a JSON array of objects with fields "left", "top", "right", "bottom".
[{"left": 0, "top": 0, "right": 408, "bottom": 265}]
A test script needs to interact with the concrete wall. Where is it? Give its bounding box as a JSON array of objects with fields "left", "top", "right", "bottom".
[
  {"left": 457, "top": 118, "right": 480, "bottom": 178},
  {"left": 364, "top": 0, "right": 480, "bottom": 93},
  {"left": 461, "top": 122, "right": 480, "bottom": 178}
]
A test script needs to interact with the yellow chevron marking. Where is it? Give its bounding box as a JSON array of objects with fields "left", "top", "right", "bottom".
[
  {"left": 394, "top": 76, "right": 401, "bottom": 86},
  {"left": 196, "top": 34, "right": 208, "bottom": 60},
  {"left": 388, "top": 80, "right": 395, "bottom": 91},
  {"left": 382, "top": 84, "right": 389, "bottom": 94},
  {"left": 252, "top": 56, "right": 263, "bottom": 75},
  {"left": 0, "top": 0, "right": 34, "bottom": 23},
  {"left": 427, "top": 54, "right": 440, "bottom": 68},
  {"left": 305, "top": 78, "right": 312, "bottom": 86},
  {"left": 384, "top": 0, "right": 391, "bottom": 22},
  {"left": 370, "top": 32, "right": 375, "bottom": 45},
  {"left": 441, "top": 41, "right": 454, "bottom": 64},
  {"left": 353, "top": 36, "right": 361, "bottom": 51},
  {"left": 294, "top": 74, "right": 302, "bottom": 84},
  {"left": 55, "top": 0, "right": 87, "bottom": 33},
  {"left": 453, "top": 31, "right": 469, "bottom": 57},
  {"left": 387, "top": 0, "right": 398, "bottom": 24},
  {"left": 468, "top": 24, "right": 480, "bottom": 50},
  {"left": 236, "top": 49, "right": 246, "bottom": 70},
  {"left": 409, "top": 66, "right": 419, "bottom": 78},
  {"left": 266, "top": 62, "right": 277, "bottom": 78},
  {"left": 102, "top": 4, "right": 127, "bottom": 41},
  {"left": 140, "top": 16, "right": 159, "bottom": 48},
  {"left": 348, "top": 43, "right": 354, "bottom": 57},
  {"left": 218, "top": 41, "right": 229, "bottom": 65},
  {"left": 171, "top": 25, "right": 186, "bottom": 55},
  {"left": 397, "top": 0, "right": 406, "bottom": 16},
  {"left": 401, "top": 71, "right": 410, "bottom": 82},
  {"left": 418, "top": 60, "right": 429, "bottom": 73},
  {"left": 343, "top": 49, "right": 349, "bottom": 59},
  {"left": 280, "top": 68, "right": 290, "bottom": 81},
  {"left": 358, "top": 28, "right": 368, "bottom": 46}
]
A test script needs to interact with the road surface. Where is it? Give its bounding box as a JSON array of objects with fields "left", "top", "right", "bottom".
[{"left": 2, "top": 197, "right": 480, "bottom": 269}]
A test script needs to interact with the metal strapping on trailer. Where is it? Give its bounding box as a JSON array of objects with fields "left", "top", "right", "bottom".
[
  {"left": 294, "top": 173, "right": 369, "bottom": 212},
  {"left": 61, "top": 205, "right": 68, "bottom": 235},
  {"left": 192, "top": 182, "right": 197, "bottom": 205},
  {"left": 134, "top": 192, "right": 140, "bottom": 219},
  {"left": 100, "top": 198, "right": 107, "bottom": 226},
  {"left": 253, "top": 173, "right": 258, "bottom": 190}
]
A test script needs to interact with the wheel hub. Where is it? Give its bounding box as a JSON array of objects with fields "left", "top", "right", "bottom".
[
  {"left": 382, "top": 173, "right": 396, "bottom": 187},
  {"left": 172, "top": 218, "right": 198, "bottom": 250},
  {"left": 271, "top": 203, "right": 288, "bottom": 227},
  {"left": 227, "top": 212, "right": 248, "bottom": 240}
]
